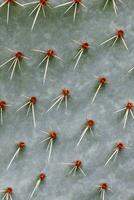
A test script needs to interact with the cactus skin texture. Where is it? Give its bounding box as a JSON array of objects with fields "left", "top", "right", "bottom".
[{"left": 0, "top": 0, "right": 134, "bottom": 200}]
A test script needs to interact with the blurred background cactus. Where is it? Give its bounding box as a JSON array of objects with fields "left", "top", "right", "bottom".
[{"left": 0, "top": 0, "right": 134, "bottom": 200}]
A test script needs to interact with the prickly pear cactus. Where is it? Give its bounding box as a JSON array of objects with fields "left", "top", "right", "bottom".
[{"left": 0, "top": 0, "right": 133, "bottom": 200}]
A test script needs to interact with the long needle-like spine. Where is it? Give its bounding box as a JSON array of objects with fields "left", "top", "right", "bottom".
[
  {"left": 7, "top": 148, "right": 20, "bottom": 170},
  {"left": 76, "top": 126, "right": 88, "bottom": 147},
  {"left": 105, "top": 149, "right": 118, "bottom": 166},
  {"left": 43, "top": 57, "right": 49, "bottom": 85},
  {"left": 91, "top": 83, "right": 102, "bottom": 104},
  {"left": 31, "top": 4, "right": 41, "bottom": 31},
  {"left": 29, "top": 179, "right": 41, "bottom": 199}
]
